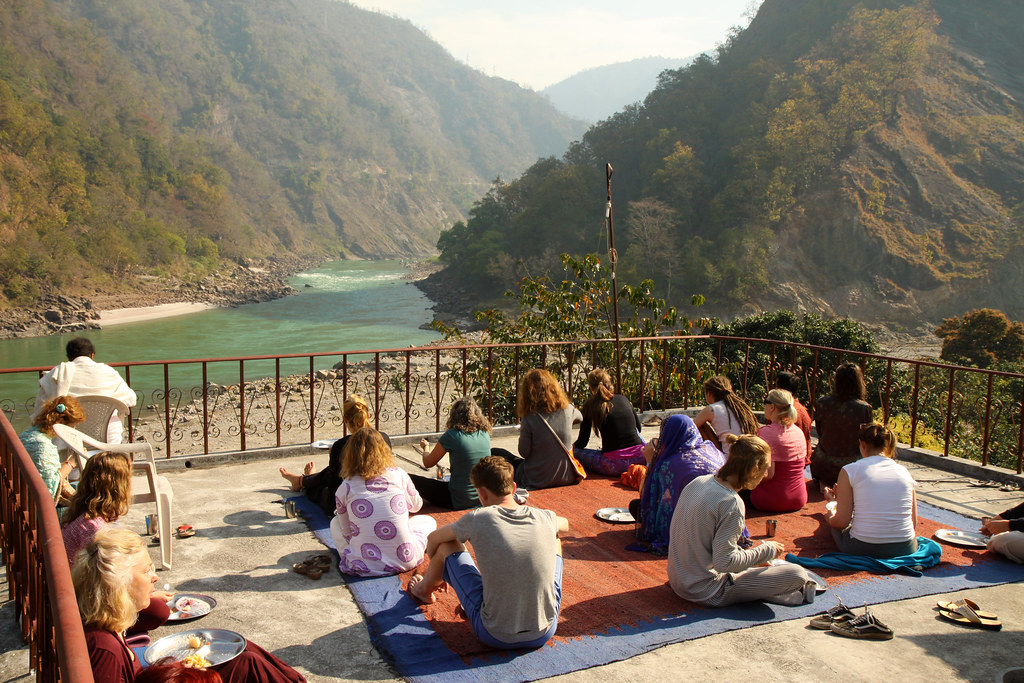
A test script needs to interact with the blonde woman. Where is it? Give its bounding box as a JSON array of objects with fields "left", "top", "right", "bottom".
[
  {"left": 573, "top": 369, "right": 644, "bottom": 476},
  {"left": 749, "top": 389, "right": 808, "bottom": 512},
  {"left": 330, "top": 428, "right": 436, "bottom": 576},
  {"left": 825, "top": 423, "right": 918, "bottom": 559},
  {"left": 280, "top": 395, "right": 391, "bottom": 515},
  {"left": 72, "top": 528, "right": 305, "bottom": 681},
  {"left": 692, "top": 376, "right": 758, "bottom": 455},
  {"left": 668, "top": 435, "right": 815, "bottom": 607}
]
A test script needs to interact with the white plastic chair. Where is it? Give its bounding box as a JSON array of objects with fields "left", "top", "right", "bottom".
[
  {"left": 74, "top": 395, "right": 129, "bottom": 443},
  {"left": 53, "top": 424, "right": 174, "bottom": 569}
]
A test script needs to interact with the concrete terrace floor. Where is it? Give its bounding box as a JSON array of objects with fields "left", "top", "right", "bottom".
[{"left": 3, "top": 422, "right": 1024, "bottom": 683}]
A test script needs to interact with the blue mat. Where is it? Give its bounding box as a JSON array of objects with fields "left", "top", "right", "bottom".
[{"left": 289, "top": 494, "right": 1023, "bottom": 682}]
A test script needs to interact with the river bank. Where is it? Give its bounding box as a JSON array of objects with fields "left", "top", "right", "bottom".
[{"left": 0, "top": 255, "right": 324, "bottom": 340}]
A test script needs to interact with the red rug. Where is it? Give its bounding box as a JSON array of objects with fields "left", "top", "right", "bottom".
[{"left": 404, "top": 475, "right": 993, "bottom": 658}]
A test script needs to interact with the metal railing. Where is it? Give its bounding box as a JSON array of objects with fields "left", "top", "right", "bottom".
[
  {"left": 0, "top": 413, "right": 94, "bottom": 683},
  {"left": 2, "top": 335, "right": 1022, "bottom": 472}
]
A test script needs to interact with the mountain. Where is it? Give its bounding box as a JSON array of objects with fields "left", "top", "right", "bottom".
[
  {"left": 542, "top": 56, "right": 698, "bottom": 123},
  {"left": 430, "top": 0, "right": 1024, "bottom": 329},
  {"left": 0, "top": 0, "right": 586, "bottom": 307}
]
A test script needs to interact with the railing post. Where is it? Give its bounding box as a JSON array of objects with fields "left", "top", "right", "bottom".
[
  {"left": 883, "top": 359, "right": 892, "bottom": 424},
  {"left": 741, "top": 340, "right": 751, "bottom": 400},
  {"left": 239, "top": 360, "right": 247, "bottom": 452},
  {"left": 982, "top": 373, "right": 993, "bottom": 467},
  {"left": 943, "top": 367, "right": 955, "bottom": 458},
  {"left": 910, "top": 364, "right": 921, "bottom": 448},
  {"left": 308, "top": 357, "right": 315, "bottom": 444},
  {"left": 486, "top": 347, "right": 494, "bottom": 421},
  {"left": 405, "top": 352, "right": 412, "bottom": 435},
  {"left": 374, "top": 353, "right": 381, "bottom": 431},
  {"left": 275, "top": 358, "right": 282, "bottom": 448},
  {"left": 683, "top": 339, "right": 691, "bottom": 409},
  {"left": 661, "top": 339, "right": 669, "bottom": 410},
  {"left": 202, "top": 363, "right": 209, "bottom": 455},
  {"left": 164, "top": 363, "right": 172, "bottom": 458},
  {"left": 434, "top": 348, "right": 441, "bottom": 433},
  {"left": 638, "top": 340, "right": 646, "bottom": 411}
]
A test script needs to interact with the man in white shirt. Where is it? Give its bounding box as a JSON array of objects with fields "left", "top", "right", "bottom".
[{"left": 33, "top": 337, "right": 136, "bottom": 443}]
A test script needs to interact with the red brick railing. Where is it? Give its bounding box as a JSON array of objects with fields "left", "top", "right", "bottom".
[{"left": 0, "top": 413, "right": 93, "bottom": 683}]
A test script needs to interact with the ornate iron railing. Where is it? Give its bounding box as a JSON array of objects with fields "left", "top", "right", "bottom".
[
  {"left": 2, "top": 335, "right": 1022, "bottom": 472},
  {"left": 0, "top": 413, "right": 94, "bottom": 683}
]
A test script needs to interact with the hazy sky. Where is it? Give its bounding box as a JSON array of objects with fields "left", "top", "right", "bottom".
[{"left": 347, "top": 0, "right": 762, "bottom": 90}]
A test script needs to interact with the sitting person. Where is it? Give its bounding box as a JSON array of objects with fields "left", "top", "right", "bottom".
[
  {"left": 629, "top": 414, "right": 725, "bottom": 554},
  {"left": 825, "top": 423, "right": 918, "bottom": 559},
  {"left": 135, "top": 660, "right": 222, "bottom": 682},
  {"left": 72, "top": 527, "right": 306, "bottom": 682},
  {"left": 330, "top": 428, "right": 436, "bottom": 576},
  {"left": 408, "top": 456, "right": 568, "bottom": 650},
  {"left": 810, "top": 363, "right": 874, "bottom": 488},
  {"left": 573, "top": 368, "right": 645, "bottom": 476},
  {"left": 412, "top": 396, "right": 491, "bottom": 509},
  {"left": 982, "top": 502, "right": 1024, "bottom": 563},
  {"left": 748, "top": 389, "right": 809, "bottom": 513},
  {"left": 20, "top": 395, "right": 85, "bottom": 506},
  {"left": 280, "top": 395, "right": 392, "bottom": 516},
  {"left": 33, "top": 337, "right": 136, "bottom": 443},
  {"left": 775, "top": 371, "right": 813, "bottom": 463},
  {"left": 62, "top": 452, "right": 171, "bottom": 635},
  {"left": 668, "top": 435, "right": 815, "bottom": 607},
  {"left": 494, "top": 368, "right": 583, "bottom": 489},
  {"left": 692, "top": 376, "right": 759, "bottom": 455}
]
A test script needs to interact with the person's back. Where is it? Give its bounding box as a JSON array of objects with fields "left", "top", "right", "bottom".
[
  {"left": 517, "top": 407, "right": 580, "bottom": 489},
  {"left": 845, "top": 456, "right": 915, "bottom": 543},
  {"left": 452, "top": 504, "right": 560, "bottom": 643},
  {"left": 34, "top": 337, "right": 136, "bottom": 443}
]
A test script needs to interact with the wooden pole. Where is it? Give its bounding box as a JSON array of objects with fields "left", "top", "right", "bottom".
[{"left": 606, "top": 163, "right": 622, "bottom": 389}]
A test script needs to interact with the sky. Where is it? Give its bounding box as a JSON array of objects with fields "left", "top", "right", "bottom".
[{"left": 347, "top": 0, "right": 762, "bottom": 90}]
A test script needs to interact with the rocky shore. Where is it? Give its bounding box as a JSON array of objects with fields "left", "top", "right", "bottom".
[{"left": 0, "top": 255, "right": 323, "bottom": 340}]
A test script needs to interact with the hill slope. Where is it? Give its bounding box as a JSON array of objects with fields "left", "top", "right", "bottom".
[
  {"left": 0, "top": 0, "right": 585, "bottom": 306},
  {"left": 430, "top": 0, "right": 1024, "bottom": 329}
]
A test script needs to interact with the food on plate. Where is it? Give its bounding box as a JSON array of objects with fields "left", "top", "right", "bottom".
[
  {"left": 186, "top": 634, "right": 206, "bottom": 650},
  {"left": 183, "top": 652, "right": 212, "bottom": 669}
]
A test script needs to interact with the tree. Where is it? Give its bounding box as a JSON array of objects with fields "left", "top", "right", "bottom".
[
  {"left": 934, "top": 309, "right": 1024, "bottom": 368},
  {"left": 625, "top": 198, "right": 679, "bottom": 298}
]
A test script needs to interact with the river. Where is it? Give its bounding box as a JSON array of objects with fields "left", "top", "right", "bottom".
[{"left": 0, "top": 261, "right": 440, "bottom": 405}]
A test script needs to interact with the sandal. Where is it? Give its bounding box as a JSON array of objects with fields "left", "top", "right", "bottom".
[
  {"left": 830, "top": 610, "right": 894, "bottom": 640},
  {"left": 937, "top": 599, "right": 1002, "bottom": 631},
  {"left": 809, "top": 597, "right": 856, "bottom": 630},
  {"left": 177, "top": 525, "right": 195, "bottom": 538}
]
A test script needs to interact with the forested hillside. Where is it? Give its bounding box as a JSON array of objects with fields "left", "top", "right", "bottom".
[
  {"left": 0, "top": 0, "right": 585, "bottom": 307},
  {"left": 433, "top": 0, "right": 1024, "bottom": 328}
]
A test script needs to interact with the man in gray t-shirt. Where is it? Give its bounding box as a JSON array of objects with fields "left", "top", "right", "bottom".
[{"left": 408, "top": 456, "right": 568, "bottom": 648}]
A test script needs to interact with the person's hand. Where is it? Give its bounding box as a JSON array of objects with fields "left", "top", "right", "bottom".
[
  {"left": 762, "top": 540, "right": 786, "bottom": 559},
  {"left": 983, "top": 519, "right": 1010, "bottom": 536},
  {"left": 152, "top": 590, "right": 174, "bottom": 604},
  {"left": 419, "top": 438, "right": 429, "bottom": 455},
  {"left": 642, "top": 440, "right": 656, "bottom": 464},
  {"left": 823, "top": 486, "right": 836, "bottom": 502}
]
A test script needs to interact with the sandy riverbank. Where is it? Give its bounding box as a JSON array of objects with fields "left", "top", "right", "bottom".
[{"left": 97, "top": 302, "right": 218, "bottom": 326}]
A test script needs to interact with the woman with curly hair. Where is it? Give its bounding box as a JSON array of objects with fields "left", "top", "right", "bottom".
[
  {"left": 497, "top": 369, "right": 583, "bottom": 489},
  {"left": 810, "top": 363, "right": 874, "bottom": 488},
  {"left": 280, "top": 395, "right": 392, "bottom": 515},
  {"left": 62, "top": 452, "right": 172, "bottom": 636},
  {"left": 73, "top": 528, "right": 305, "bottom": 682},
  {"left": 19, "top": 395, "right": 85, "bottom": 505},
  {"left": 330, "top": 428, "right": 436, "bottom": 576},
  {"left": 414, "top": 396, "right": 492, "bottom": 509},
  {"left": 692, "top": 376, "right": 758, "bottom": 455},
  {"left": 573, "top": 369, "right": 645, "bottom": 476}
]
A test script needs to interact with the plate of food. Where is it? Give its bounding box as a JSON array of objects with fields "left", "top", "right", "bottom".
[
  {"left": 595, "top": 507, "right": 635, "bottom": 524},
  {"left": 145, "top": 629, "right": 246, "bottom": 668},
  {"left": 167, "top": 594, "right": 217, "bottom": 622},
  {"left": 769, "top": 558, "right": 829, "bottom": 593},
  {"left": 934, "top": 528, "right": 989, "bottom": 548},
  {"left": 825, "top": 501, "right": 837, "bottom": 514}
]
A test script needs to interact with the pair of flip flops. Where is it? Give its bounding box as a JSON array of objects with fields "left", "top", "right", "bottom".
[
  {"left": 292, "top": 554, "right": 333, "bottom": 580},
  {"left": 177, "top": 524, "right": 195, "bottom": 538},
  {"left": 937, "top": 599, "right": 1002, "bottom": 630}
]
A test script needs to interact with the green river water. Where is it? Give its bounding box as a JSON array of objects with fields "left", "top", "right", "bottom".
[{"left": 0, "top": 261, "right": 440, "bottom": 409}]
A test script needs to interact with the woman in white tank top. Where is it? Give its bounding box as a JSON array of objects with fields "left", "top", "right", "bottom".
[{"left": 824, "top": 423, "right": 918, "bottom": 558}]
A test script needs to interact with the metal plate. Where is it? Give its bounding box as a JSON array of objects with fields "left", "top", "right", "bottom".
[
  {"left": 769, "top": 558, "right": 829, "bottom": 593},
  {"left": 595, "top": 507, "right": 635, "bottom": 524},
  {"left": 167, "top": 594, "right": 217, "bottom": 622},
  {"left": 145, "top": 629, "right": 245, "bottom": 667},
  {"left": 934, "top": 528, "right": 989, "bottom": 548}
]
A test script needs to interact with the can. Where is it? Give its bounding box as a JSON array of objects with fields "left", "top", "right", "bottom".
[
  {"left": 145, "top": 514, "right": 155, "bottom": 535},
  {"left": 436, "top": 466, "right": 446, "bottom": 480},
  {"left": 284, "top": 501, "right": 297, "bottom": 518},
  {"left": 765, "top": 519, "right": 778, "bottom": 537},
  {"left": 982, "top": 516, "right": 992, "bottom": 528}
]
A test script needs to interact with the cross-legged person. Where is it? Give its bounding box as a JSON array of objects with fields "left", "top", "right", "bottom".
[{"left": 407, "top": 456, "right": 568, "bottom": 649}]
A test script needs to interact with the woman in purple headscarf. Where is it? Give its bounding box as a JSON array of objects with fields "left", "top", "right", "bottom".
[{"left": 629, "top": 414, "right": 726, "bottom": 554}]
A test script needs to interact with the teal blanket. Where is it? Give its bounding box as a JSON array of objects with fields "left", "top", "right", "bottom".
[{"left": 785, "top": 537, "right": 942, "bottom": 577}]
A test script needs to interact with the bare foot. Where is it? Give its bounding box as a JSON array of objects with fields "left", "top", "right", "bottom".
[
  {"left": 303, "top": 461, "right": 315, "bottom": 476},
  {"left": 407, "top": 574, "right": 437, "bottom": 604},
  {"left": 279, "top": 467, "right": 303, "bottom": 492}
]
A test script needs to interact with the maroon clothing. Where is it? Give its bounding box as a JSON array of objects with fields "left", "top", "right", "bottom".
[
  {"left": 809, "top": 395, "right": 873, "bottom": 487},
  {"left": 86, "top": 627, "right": 306, "bottom": 682}
]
